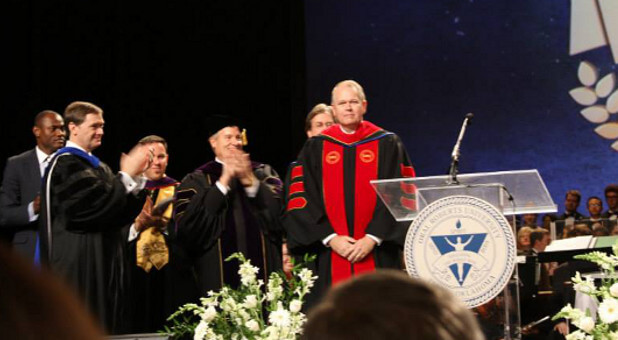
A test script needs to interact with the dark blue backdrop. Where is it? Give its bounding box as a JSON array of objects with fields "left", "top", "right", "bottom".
[{"left": 304, "top": 0, "right": 617, "bottom": 214}]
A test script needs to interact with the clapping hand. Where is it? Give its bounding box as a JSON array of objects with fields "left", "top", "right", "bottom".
[
  {"left": 234, "top": 152, "right": 257, "bottom": 187},
  {"left": 135, "top": 196, "right": 169, "bottom": 233},
  {"left": 121, "top": 144, "right": 154, "bottom": 178},
  {"left": 220, "top": 150, "right": 257, "bottom": 188}
]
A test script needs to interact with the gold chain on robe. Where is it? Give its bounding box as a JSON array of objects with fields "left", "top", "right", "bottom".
[{"left": 136, "top": 186, "right": 174, "bottom": 272}]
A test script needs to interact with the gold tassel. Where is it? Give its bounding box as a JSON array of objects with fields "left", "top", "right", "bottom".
[{"left": 241, "top": 128, "right": 248, "bottom": 146}]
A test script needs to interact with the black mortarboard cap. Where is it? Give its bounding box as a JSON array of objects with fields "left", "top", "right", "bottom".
[{"left": 205, "top": 114, "right": 248, "bottom": 145}]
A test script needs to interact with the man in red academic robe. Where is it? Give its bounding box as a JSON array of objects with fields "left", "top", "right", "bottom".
[{"left": 283, "top": 80, "right": 416, "bottom": 306}]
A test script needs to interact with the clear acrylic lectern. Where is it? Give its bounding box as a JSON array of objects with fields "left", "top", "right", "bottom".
[{"left": 371, "top": 169, "right": 557, "bottom": 340}]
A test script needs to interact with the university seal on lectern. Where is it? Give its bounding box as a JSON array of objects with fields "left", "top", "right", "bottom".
[{"left": 404, "top": 195, "right": 516, "bottom": 308}]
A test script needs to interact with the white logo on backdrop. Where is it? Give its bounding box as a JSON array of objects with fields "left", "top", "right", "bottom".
[{"left": 569, "top": 0, "right": 618, "bottom": 150}]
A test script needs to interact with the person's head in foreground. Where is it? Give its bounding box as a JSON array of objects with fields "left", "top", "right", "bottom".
[
  {"left": 0, "top": 242, "right": 104, "bottom": 339},
  {"left": 302, "top": 269, "right": 484, "bottom": 340}
]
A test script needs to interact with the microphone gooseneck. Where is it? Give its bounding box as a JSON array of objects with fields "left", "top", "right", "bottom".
[{"left": 448, "top": 113, "right": 474, "bottom": 185}]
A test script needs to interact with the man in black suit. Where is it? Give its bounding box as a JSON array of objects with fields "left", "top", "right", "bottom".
[
  {"left": 602, "top": 184, "right": 618, "bottom": 220},
  {"left": 0, "top": 110, "right": 65, "bottom": 260},
  {"left": 556, "top": 190, "right": 585, "bottom": 239}
]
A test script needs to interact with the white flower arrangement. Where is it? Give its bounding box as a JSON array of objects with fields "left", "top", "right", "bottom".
[
  {"left": 164, "top": 252, "right": 317, "bottom": 340},
  {"left": 553, "top": 242, "right": 618, "bottom": 339}
]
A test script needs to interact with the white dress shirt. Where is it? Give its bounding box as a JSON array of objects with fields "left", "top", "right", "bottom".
[{"left": 27, "top": 146, "right": 55, "bottom": 222}]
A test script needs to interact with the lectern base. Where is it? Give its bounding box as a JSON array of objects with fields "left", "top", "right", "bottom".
[{"left": 473, "top": 276, "right": 521, "bottom": 340}]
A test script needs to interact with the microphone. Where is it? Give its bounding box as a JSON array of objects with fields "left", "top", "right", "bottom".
[{"left": 448, "top": 113, "right": 474, "bottom": 184}]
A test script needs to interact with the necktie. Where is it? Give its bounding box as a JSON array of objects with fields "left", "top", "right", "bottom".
[{"left": 40, "top": 155, "right": 51, "bottom": 176}]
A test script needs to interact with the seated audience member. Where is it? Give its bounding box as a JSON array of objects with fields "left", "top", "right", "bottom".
[
  {"left": 541, "top": 213, "right": 557, "bottom": 230},
  {"left": 565, "top": 223, "right": 592, "bottom": 238},
  {"left": 305, "top": 103, "right": 335, "bottom": 138},
  {"left": 520, "top": 228, "right": 548, "bottom": 317},
  {"left": 559, "top": 190, "right": 584, "bottom": 220},
  {"left": 591, "top": 222, "right": 609, "bottom": 236},
  {"left": 0, "top": 242, "right": 104, "bottom": 339},
  {"left": 556, "top": 190, "right": 584, "bottom": 239},
  {"left": 302, "top": 269, "right": 484, "bottom": 340},
  {"left": 586, "top": 196, "right": 603, "bottom": 221},
  {"left": 530, "top": 228, "right": 552, "bottom": 290},
  {"left": 602, "top": 184, "right": 618, "bottom": 220},
  {"left": 517, "top": 226, "right": 534, "bottom": 254},
  {"left": 521, "top": 228, "right": 555, "bottom": 339},
  {"left": 585, "top": 196, "right": 612, "bottom": 233},
  {"left": 521, "top": 213, "right": 538, "bottom": 228},
  {"left": 530, "top": 228, "right": 551, "bottom": 254}
]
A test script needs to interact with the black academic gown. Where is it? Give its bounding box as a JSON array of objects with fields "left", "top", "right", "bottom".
[
  {"left": 39, "top": 147, "right": 145, "bottom": 334},
  {"left": 124, "top": 176, "right": 199, "bottom": 333},
  {"left": 283, "top": 121, "right": 415, "bottom": 308},
  {"left": 174, "top": 160, "right": 283, "bottom": 296}
]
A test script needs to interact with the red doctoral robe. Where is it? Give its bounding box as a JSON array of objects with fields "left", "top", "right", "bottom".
[{"left": 283, "top": 121, "right": 415, "bottom": 305}]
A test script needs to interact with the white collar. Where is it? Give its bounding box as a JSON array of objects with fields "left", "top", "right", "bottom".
[
  {"left": 66, "top": 140, "right": 92, "bottom": 155},
  {"left": 215, "top": 157, "right": 224, "bottom": 165},
  {"left": 339, "top": 125, "right": 357, "bottom": 134},
  {"left": 35, "top": 146, "right": 52, "bottom": 164}
]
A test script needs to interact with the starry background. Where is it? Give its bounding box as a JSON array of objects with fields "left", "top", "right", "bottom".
[{"left": 304, "top": 0, "right": 618, "bottom": 214}]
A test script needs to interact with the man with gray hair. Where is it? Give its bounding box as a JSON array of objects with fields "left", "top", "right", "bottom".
[
  {"left": 284, "top": 80, "right": 416, "bottom": 306},
  {"left": 174, "top": 115, "right": 283, "bottom": 295}
]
